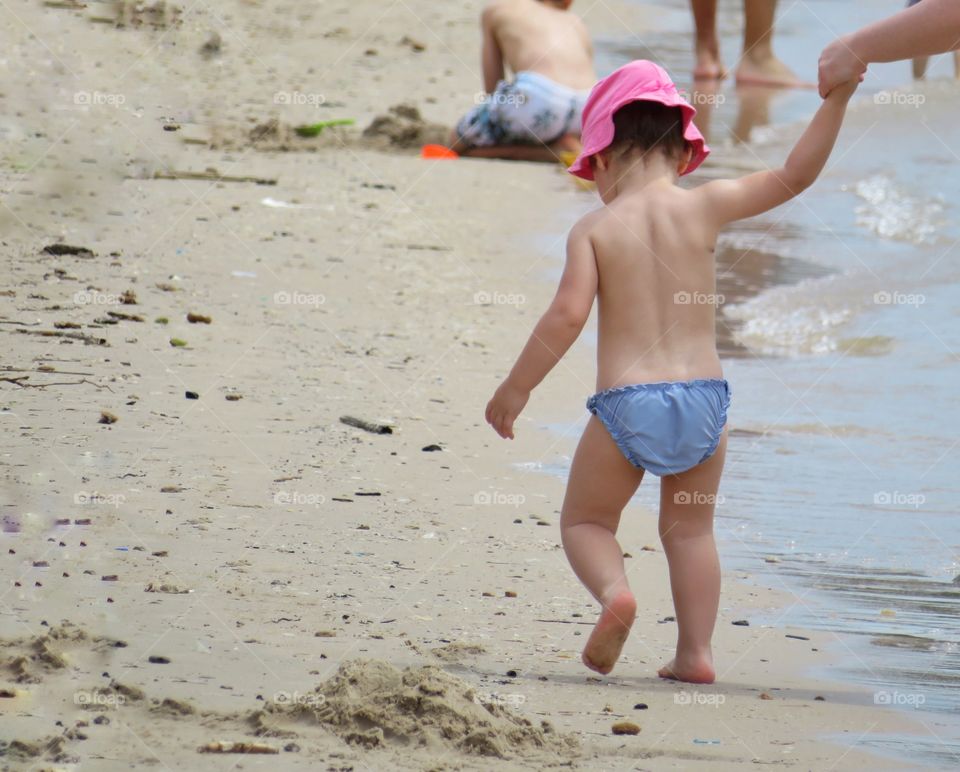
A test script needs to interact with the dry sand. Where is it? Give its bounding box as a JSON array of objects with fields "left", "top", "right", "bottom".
[{"left": 0, "top": 1, "right": 929, "bottom": 769}]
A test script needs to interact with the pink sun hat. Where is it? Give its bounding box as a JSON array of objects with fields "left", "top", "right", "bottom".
[{"left": 569, "top": 60, "right": 710, "bottom": 181}]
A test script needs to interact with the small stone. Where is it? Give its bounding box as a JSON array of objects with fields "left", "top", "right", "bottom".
[
  {"left": 186, "top": 312, "right": 212, "bottom": 324},
  {"left": 315, "top": 630, "right": 336, "bottom": 638},
  {"left": 504, "top": 590, "right": 517, "bottom": 598},
  {"left": 422, "top": 444, "right": 443, "bottom": 452},
  {"left": 612, "top": 721, "right": 641, "bottom": 735},
  {"left": 148, "top": 656, "right": 171, "bottom": 664},
  {"left": 732, "top": 619, "right": 750, "bottom": 626},
  {"left": 759, "top": 692, "right": 773, "bottom": 700},
  {"left": 506, "top": 670, "right": 518, "bottom": 678},
  {"left": 225, "top": 394, "right": 242, "bottom": 401},
  {"left": 622, "top": 552, "right": 633, "bottom": 558},
  {"left": 481, "top": 591, "right": 494, "bottom": 597},
  {"left": 185, "top": 391, "right": 199, "bottom": 400},
  {"left": 101, "top": 575, "right": 118, "bottom": 582},
  {"left": 99, "top": 410, "right": 118, "bottom": 424},
  {"left": 814, "top": 695, "right": 825, "bottom": 701},
  {"left": 764, "top": 556, "right": 781, "bottom": 564},
  {"left": 633, "top": 703, "right": 648, "bottom": 710},
  {"left": 640, "top": 545, "right": 656, "bottom": 552}
]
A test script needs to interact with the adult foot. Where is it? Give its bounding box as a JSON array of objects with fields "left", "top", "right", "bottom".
[
  {"left": 657, "top": 654, "right": 716, "bottom": 684},
  {"left": 581, "top": 591, "right": 637, "bottom": 675},
  {"left": 694, "top": 45, "right": 727, "bottom": 80},
  {"left": 736, "top": 53, "right": 811, "bottom": 88}
]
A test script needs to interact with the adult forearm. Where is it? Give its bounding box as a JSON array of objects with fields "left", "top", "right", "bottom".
[{"left": 850, "top": 0, "right": 960, "bottom": 63}]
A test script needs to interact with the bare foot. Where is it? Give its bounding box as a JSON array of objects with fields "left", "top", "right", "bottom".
[
  {"left": 657, "top": 654, "right": 716, "bottom": 684},
  {"left": 736, "top": 54, "right": 813, "bottom": 88},
  {"left": 694, "top": 45, "right": 727, "bottom": 80},
  {"left": 581, "top": 591, "right": 637, "bottom": 675}
]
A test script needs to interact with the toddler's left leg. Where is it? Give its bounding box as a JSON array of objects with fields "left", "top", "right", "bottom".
[{"left": 561, "top": 416, "right": 644, "bottom": 674}]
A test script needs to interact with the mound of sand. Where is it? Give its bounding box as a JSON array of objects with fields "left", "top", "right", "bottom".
[
  {"left": 254, "top": 659, "right": 578, "bottom": 760},
  {"left": 431, "top": 642, "right": 487, "bottom": 662},
  {"left": 362, "top": 103, "right": 448, "bottom": 149}
]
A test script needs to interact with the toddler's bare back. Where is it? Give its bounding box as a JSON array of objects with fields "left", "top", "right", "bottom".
[{"left": 585, "top": 184, "right": 723, "bottom": 389}]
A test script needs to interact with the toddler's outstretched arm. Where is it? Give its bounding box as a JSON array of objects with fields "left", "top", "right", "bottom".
[
  {"left": 695, "top": 77, "right": 859, "bottom": 226},
  {"left": 485, "top": 219, "right": 598, "bottom": 439}
]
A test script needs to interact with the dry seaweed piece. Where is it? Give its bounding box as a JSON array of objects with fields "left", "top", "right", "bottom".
[
  {"left": 99, "top": 410, "right": 118, "bottom": 424},
  {"left": 186, "top": 312, "right": 211, "bottom": 324},
  {"left": 106, "top": 311, "right": 144, "bottom": 322},
  {"left": 16, "top": 329, "right": 108, "bottom": 345},
  {"left": 340, "top": 415, "right": 392, "bottom": 434},
  {"left": 43, "top": 243, "right": 94, "bottom": 258},
  {"left": 198, "top": 742, "right": 278, "bottom": 754}
]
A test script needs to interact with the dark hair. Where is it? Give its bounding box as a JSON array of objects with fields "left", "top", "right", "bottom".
[{"left": 605, "top": 100, "right": 689, "bottom": 165}]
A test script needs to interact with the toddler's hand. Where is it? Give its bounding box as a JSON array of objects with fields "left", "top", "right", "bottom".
[
  {"left": 485, "top": 382, "right": 530, "bottom": 440},
  {"left": 826, "top": 75, "right": 861, "bottom": 101}
]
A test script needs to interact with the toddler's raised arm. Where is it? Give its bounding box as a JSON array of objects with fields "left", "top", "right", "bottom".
[{"left": 694, "top": 78, "right": 859, "bottom": 227}]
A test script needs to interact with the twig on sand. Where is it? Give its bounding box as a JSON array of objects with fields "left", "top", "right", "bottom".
[
  {"left": 0, "top": 376, "right": 111, "bottom": 391},
  {"left": 15, "top": 329, "right": 108, "bottom": 345},
  {"left": 2, "top": 368, "right": 95, "bottom": 376},
  {"left": 151, "top": 170, "right": 277, "bottom": 186},
  {"left": 534, "top": 619, "right": 594, "bottom": 626}
]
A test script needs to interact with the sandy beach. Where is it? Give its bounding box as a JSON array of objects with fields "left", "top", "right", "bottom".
[{"left": 0, "top": 1, "right": 941, "bottom": 769}]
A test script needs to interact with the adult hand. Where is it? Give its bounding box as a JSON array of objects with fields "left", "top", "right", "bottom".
[{"left": 818, "top": 36, "right": 867, "bottom": 98}]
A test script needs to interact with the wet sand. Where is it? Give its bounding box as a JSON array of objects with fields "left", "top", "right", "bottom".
[{"left": 0, "top": 0, "right": 930, "bottom": 768}]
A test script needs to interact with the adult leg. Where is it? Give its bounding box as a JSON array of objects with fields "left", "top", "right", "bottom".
[
  {"left": 561, "top": 416, "right": 644, "bottom": 674},
  {"left": 690, "top": 0, "right": 726, "bottom": 79},
  {"left": 736, "top": 0, "right": 808, "bottom": 87}
]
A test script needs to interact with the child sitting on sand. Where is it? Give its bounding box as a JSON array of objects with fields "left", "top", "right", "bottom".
[
  {"left": 450, "top": 0, "right": 595, "bottom": 162},
  {"left": 485, "top": 60, "right": 858, "bottom": 682}
]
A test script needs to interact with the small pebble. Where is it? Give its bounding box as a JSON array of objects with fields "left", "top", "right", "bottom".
[
  {"left": 759, "top": 692, "right": 773, "bottom": 700},
  {"left": 504, "top": 590, "right": 517, "bottom": 598},
  {"left": 185, "top": 391, "right": 199, "bottom": 400},
  {"left": 148, "top": 656, "right": 170, "bottom": 664},
  {"left": 732, "top": 619, "right": 750, "bottom": 626},
  {"left": 633, "top": 703, "right": 648, "bottom": 710}
]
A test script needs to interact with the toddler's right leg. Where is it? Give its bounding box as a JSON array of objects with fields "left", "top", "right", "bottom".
[{"left": 560, "top": 416, "right": 644, "bottom": 675}]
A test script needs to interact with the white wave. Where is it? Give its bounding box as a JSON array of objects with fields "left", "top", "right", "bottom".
[
  {"left": 724, "top": 278, "right": 853, "bottom": 356},
  {"left": 849, "top": 174, "right": 945, "bottom": 245}
]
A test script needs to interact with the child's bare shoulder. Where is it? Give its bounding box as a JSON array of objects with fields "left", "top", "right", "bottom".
[{"left": 568, "top": 206, "right": 616, "bottom": 251}]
